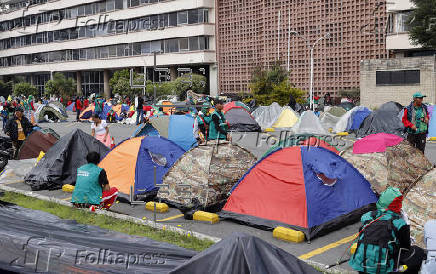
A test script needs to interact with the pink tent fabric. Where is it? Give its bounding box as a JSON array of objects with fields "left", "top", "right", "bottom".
[{"left": 353, "top": 133, "right": 404, "bottom": 154}]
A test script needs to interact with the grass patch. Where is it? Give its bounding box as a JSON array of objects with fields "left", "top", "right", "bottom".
[{"left": 0, "top": 191, "right": 214, "bottom": 251}]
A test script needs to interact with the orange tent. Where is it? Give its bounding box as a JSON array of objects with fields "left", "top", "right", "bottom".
[{"left": 99, "top": 137, "right": 144, "bottom": 194}]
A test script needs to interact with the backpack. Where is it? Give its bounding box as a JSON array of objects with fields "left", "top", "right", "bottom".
[{"left": 352, "top": 211, "right": 401, "bottom": 274}]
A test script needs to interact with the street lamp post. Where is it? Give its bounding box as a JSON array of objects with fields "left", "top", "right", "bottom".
[{"left": 290, "top": 31, "right": 330, "bottom": 111}]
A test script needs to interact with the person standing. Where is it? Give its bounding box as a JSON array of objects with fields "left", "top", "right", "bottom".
[
  {"left": 288, "top": 93, "right": 296, "bottom": 110},
  {"left": 1, "top": 102, "right": 9, "bottom": 133},
  {"left": 402, "top": 92, "right": 429, "bottom": 153},
  {"left": 5, "top": 107, "right": 33, "bottom": 159},
  {"left": 91, "top": 114, "right": 111, "bottom": 147},
  {"left": 207, "top": 100, "right": 230, "bottom": 141},
  {"left": 94, "top": 95, "right": 104, "bottom": 117},
  {"left": 71, "top": 151, "right": 118, "bottom": 210},
  {"left": 135, "top": 95, "right": 144, "bottom": 125},
  {"left": 75, "top": 97, "right": 83, "bottom": 122}
]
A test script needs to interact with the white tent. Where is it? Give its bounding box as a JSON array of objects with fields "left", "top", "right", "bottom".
[
  {"left": 334, "top": 106, "right": 370, "bottom": 133},
  {"left": 292, "top": 111, "right": 328, "bottom": 135},
  {"left": 251, "top": 102, "right": 282, "bottom": 130}
]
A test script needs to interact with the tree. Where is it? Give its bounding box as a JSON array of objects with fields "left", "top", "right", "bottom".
[
  {"left": 109, "top": 69, "right": 144, "bottom": 97},
  {"left": 408, "top": 0, "right": 436, "bottom": 49},
  {"left": 247, "top": 65, "right": 306, "bottom": 106},
  {"left": 173, "top": 74, "right": 207, "bottom": 101},
  {"left": 251, "top": 80, "right": 306, "bottom": 106},
  {"left": 44, "top": 73, "right": 76, "bottom": 100},
  {"left": 13, "top": 82, "right": 38, "bottom": 97},
  {"left": 249, "top": 64, "right": 288, "bottom": 95},
  {"left": 0, "top": 80, "right": 13, "bottom": 97}
]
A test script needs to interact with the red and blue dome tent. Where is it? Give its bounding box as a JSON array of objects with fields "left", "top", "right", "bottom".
[{"left": 220, "top": 146, "right": 378, "bottom": 240}]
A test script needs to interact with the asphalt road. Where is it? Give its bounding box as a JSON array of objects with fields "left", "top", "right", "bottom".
[{"left": 2, "top": 112, "right": 436, "bottom": 273}]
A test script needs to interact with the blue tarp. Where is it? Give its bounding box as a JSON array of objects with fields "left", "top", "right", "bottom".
[
  {"left": 134, "top": 136, "right": 185, "bottom": 194},
  {"left": 349, "top": 108, "right": 371, "bottom": 131},
  {"left": 133, "top": 123, "right": 159, "bottom": 137},
  {"left": 66, "top": 102, "right": 75, "bottom": 112},
  {"left": 168, "top": 115, "right": 197, "bottom": 151}
]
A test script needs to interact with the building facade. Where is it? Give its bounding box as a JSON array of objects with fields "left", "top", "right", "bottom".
[
  {"left": 0, "top": 0, "right": 218, "bottom": 97},
  {"left": 216, "top": 0, "right": 389, "bottom": 96},
  {"left": 360, "top": 0, "right": 436, "bottom": 107}
]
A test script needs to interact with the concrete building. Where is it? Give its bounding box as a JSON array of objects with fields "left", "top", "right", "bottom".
[
  {"left": 216, "top": 0, "right": 389, "bottom": 96},
  {"left": 0, "top": 0, "right": 218, "bottom": 98},
  {"left": 360, "top": 0, "right": 436, "bottom": 107}
]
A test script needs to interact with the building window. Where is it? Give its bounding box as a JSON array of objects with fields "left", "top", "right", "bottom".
[
  {"left": 177, "top": 11, "right": 188, "bottom": 25},
  {"left": 376, "top": 70, "right": 420, "bottom": 85},
  {"left": 141, "top": 42, "right": 151, "bottom": 54},
  {"left": 189, "top": 37, "right": 199, "bottom": 51},
  {"left": 179, "top": 38, "right": 189, "bottom": 51}
]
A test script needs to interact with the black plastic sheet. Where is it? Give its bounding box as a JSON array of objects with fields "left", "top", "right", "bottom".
[
  {"left": 170, "top": 232, "right": 320, "bottom": 274},
  {"left": 357, "top": 101, "right": 405, "bottom": 138},
  {"left": 0, "top": 200, "right": 196, "bottom": 273},
  {"left": 25, "top": 129, "right": 110, "bottom": 190}
]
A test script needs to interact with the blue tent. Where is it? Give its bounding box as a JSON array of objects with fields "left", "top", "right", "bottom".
[
  {"left": 66, "top": 102, "right": 75, "bottom": 112},
  {"left": 133, "top": 115, "right": 197, "bottom": 151},
  {"left": 135, "top": 136, "right": 185, "bottom": 193},
  {"left": 428, "top": 112, "right": 436, "bottom": 138},
  {"left": 222, "top": 146, "right": 378, "bottom": 240},
  {"left": 349, "top": 108, "right": 371, "bottom": 131},
  {"left": 168, "top": 115, "right": 197, "bottom": 151},
  {"left": 99, "top": 136, "right": 185, "bottom": 195}
]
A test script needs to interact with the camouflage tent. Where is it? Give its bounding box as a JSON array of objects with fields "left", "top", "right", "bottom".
[
  {"left": 157, "top": 141, "right": 257, "bottom": 211},
  {"left": 403, "top": 169, "right": 436, "bottom": 248},
  {"left": 341, "top": 140, "right": 432, "bottom": 194}
]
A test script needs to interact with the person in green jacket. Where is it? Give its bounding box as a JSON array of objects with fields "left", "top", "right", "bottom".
[
  {"left": 349, "top": 187, "right": 425, "bottom": 274},
  {"left": 72, "top": 152, "right": 118, "bottom": 209},
  {"left": 207, "top": 100, "right": 230, "bottom": 141}
]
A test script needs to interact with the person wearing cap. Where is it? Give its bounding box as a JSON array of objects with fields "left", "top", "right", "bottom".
[
  {"left": 402, "top": 92, "right": 429, "bottom": 152},
  {"left": 5, "top": 107, "right": 33, "bottom": 159},
  {"left": 207, "top": 100, "right": 231, "bottom": 141}
]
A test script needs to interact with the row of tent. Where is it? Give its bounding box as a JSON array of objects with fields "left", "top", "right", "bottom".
[
  {"left": 20, "top": 125, "right": 434, "bottom": 242},
  {"left": 252, "top": 101, "right": 412, "bottom": 138}
]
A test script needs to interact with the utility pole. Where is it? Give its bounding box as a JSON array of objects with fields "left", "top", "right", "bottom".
[{"left": 290, "top": 32, "right": 330, "bottom": 111}]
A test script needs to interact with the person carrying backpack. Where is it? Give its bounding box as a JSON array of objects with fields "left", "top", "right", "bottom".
[{"left": 349, "top": 187, "right": 425, "bottom": 274}]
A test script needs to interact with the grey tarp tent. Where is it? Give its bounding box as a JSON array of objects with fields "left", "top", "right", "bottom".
[
  {"left": 34, "top": 104, "right": 68, "bottom": 123},
  {"left": 224, "top": 107, "right": 261, "bottom": 132},
  {"left": 357, "top": 101, "right": 405, "bottom": 137},
  {"left": 251, "top": 102, "right": 282, "bottom": 130},
  {"left": 25, "top": 129, "right": 110, "bottom": 190},
  {"left": 170, "top": 233, "right": 320, "bottom": 274},
  {"left": 292, "top": 111, "right": 329, "bottom": 135}
]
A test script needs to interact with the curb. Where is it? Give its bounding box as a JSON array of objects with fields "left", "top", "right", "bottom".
[{"left": 0, "top": 184, "right": 221, "bottom": 243}]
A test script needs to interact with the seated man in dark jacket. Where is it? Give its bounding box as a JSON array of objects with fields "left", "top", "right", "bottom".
[{"left": 5, "top": 107, "right": 33, "bottom": 159}]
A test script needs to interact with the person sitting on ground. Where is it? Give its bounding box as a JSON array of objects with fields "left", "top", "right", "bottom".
[
  {"left": 314, "top": 108, "right": 321, "bottom": 117},
  {"left": 91, "top": 113, "right": 111, "bottom": 147},
  {"left": 5, "top": 107, "right": 33, "bottom": 159},
  {"left": 208, "top": 100, "right": 231, "bottom": 141},
  {"left": 349, "top": 187, "right": 426, "bottom": 274},
  {"left": 72, "top": 151, "right": 118, "bottom": 210}
]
